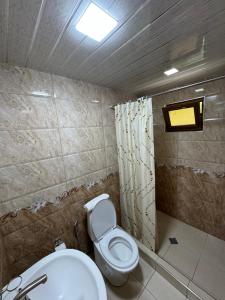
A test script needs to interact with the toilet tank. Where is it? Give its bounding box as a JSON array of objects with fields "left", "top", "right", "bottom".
[{"left": 84, "top": 194, "right": 110, "bottom": 241}]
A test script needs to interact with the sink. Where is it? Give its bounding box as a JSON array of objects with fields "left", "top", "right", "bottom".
[{"left": 3, "top": 249, "right": 107, "bottom": 300}]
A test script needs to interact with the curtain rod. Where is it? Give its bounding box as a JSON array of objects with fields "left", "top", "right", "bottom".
[{"left": 146, "top": 74, "right": 225, "bottom": 98}]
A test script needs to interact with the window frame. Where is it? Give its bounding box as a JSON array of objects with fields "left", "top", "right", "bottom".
[{"left": 162, "top": 97, "right": 204, "bottom": 132}]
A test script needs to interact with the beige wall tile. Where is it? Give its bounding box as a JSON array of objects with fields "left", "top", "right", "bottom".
[
  {"left": 178, "top": 141, "right": 225, "bottom": 164},
  {"left": 0, "top": 64, "right": 52, "bottom": 96},
  {"left": 60, "top": 127, "right": 104, "bottom": 155},
  {"left": 0, "top": 157, "right": 65, "bottom": 202},
  {"left": 0, "top": 129, "right": 61, "bottom": 167},
  {"left": 55, "top": 98, "right": 102, "bottom": 128},
  {"left": 0, "top": 63, "right": 132, "bottom": 215},
  {"left": 155, "top": 139, "right": 178, "bottom": 159},
  {"left": 66, "top": 169, "right": 107, "bottom": 191},
  {"left": 64, "top": 149, "right": 106, "bottom": 181},
  {"left": 106, "top": 146, "right": 118, "bottom": 167},
  {"left": 0, "top": 93, "right": 57, "bottom": 129},
  {"left": 104, "top": 126, "right": 117, "bottom": 147},
  {"left": 52, "top": 75, "right": 100, "bottom": 100}
]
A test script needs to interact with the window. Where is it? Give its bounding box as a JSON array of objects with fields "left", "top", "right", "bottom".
[{"left": 162, "top": 97, "right": 204, "bottom": 132}]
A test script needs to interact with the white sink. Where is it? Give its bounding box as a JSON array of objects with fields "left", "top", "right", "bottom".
[{"left": 3, "top": 249, "right": 107, "bottom": 300}]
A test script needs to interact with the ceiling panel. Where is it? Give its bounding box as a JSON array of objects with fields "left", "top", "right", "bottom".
[
  {"left": 1, "top": 0, "right": 225, "bottom": 94},
  {"left": 27, "top": 0, "right": 80, "bottom": 69},
  {"left": 7, "top": 0, "right": 43, "bottom": 66},
  {"left": 0, "top": 0, "right": 8, "bottom": 62}
]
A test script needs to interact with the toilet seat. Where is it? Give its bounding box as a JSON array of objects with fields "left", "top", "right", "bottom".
[{"left": 99, "top": 227, "right": 139, "bottom": 271}]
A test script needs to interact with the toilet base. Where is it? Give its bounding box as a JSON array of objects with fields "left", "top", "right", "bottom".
[{"left": 94, "top": 245, "right": 128, "bottom": 286}]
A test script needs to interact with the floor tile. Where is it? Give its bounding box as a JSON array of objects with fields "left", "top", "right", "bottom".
[
  {"left": 106, "top": 275, "right": 144, "bottom": 300},
  {"left": 146, "top": 272, "right": 186, "bottom": 300},
  {"left": 130, "top": 257, "right": 155, "bottom": 286},
  {"left": 163, "top": 244, "right": 200, "bottom": 278},
  {"left": 193, "top": 256, "right": 225, "bottom": 300},
  {"left": 200, "top": 234, "right": 225, "bottom": 272},
  {"left": 138, "top": 288, "right": 157, "bottom": 300},
  {"left": 187, "top": 281, "right": 215, "bottom": 300}
]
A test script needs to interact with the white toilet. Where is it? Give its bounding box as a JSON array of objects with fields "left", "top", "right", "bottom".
[{"left": 84, "top": 193, "right": 139, "bottom": 286}]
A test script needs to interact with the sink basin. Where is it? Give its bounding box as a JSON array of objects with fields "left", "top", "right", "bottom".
[{"left": 3, "top": 249, "right": 107, "bottom": 300}]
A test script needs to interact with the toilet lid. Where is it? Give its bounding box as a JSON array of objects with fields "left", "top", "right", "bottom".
[{"left": 90, "top": 200, "right": 117, "bottom": 241}]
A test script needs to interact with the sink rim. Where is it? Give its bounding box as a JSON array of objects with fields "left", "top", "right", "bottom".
[{"left": 3, "top": 249, "right": 107, "bottom": 300}]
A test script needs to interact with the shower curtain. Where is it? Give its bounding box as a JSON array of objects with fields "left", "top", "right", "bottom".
[{"left": 115, "top": 98, "right": 155, "bottom": 251}]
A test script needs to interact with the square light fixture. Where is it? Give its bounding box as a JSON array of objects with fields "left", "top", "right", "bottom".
[
  {"left": 76, "top": 3, "right": 117, "bottom": 42},
  {"left": 195, "top": 88, "right": 204, "bottom": 93},
  {"left": 164, "top": 68, "right": 179, "bottom": 76}
]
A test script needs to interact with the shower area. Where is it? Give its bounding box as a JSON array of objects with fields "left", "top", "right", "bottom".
[{"left": 114, "top": 76, "right": 225, "bottom": 300}]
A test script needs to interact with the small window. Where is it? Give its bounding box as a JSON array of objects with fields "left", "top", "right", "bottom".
[{"left": 162, "top": 97, "right": 204, "bottom": 132}]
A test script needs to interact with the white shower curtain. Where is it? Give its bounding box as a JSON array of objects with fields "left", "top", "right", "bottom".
[{"left": 115, "top": 98, "right": 155, "bottom": 251}]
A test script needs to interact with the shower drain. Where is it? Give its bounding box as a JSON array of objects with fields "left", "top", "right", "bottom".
[{"left": 169, "top": 237, "right": 178, "bottom": 244}]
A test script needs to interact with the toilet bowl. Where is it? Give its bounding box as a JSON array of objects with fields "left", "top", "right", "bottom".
[{"left": 84, "top": 194, "right": 139, "bottom": 286}]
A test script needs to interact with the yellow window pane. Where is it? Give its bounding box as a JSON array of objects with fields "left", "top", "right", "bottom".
[
  {"left": 169, "top": 107, "right": 196, "bottom": 126},
  {"left": 199, "top": 101, "right": 203, "bottom": 113}
]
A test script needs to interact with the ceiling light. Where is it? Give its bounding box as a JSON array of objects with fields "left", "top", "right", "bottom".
[
  {"left": 91, "top": 100, "right": 100, "bottom": 103},
  {"left": 164, "top": 68, "right": 179, "bottom": 76},
  {"left": 31, "top": 91, "right": 50, "bottom": 97},
  {"left": 76, "top": 3, "right": 117, "bottom": 42},
  {"left": 195, "top": 88, "right": 204, "bottom": 92}
]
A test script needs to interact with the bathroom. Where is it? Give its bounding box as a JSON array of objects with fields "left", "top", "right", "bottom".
[{"left": 0, "top": 0, "right": 224, "bottom": 299}]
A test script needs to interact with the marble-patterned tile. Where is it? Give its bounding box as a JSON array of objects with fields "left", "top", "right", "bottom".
[
  {"left": 60, "top": 127, "right": 104, "bottom": 155},
  {"left": 178, "top": 141, "right": 225, "bottom": 164},
  {"left": 146, "top": 272, "right": 186, "bottom": 300},
  {"left": 138, "top": 288, "right": 157, "bottom": 300},
  {"left": 52, "top": 74, "right": 100, "bottom": 100},
  {"left": 66, "top": 169, "right": 107, "bottom": 191},
  {"left": 130, "top": 257, "right": 155, "bottom": 286},
  {"left": 64, "top": 149, "right": 106, "bottom": 181},
  {"left": 10, "top": 183, "right": 67, "bottom": 212},
  {"left": 177, "top": 159, "right": 225, "bottom": 174},
  {"left": 106, "top": 146, "right": 118, "bottom": 167},
  {"left": 0, "top": 64, "right": 52, "bottom": 96},
  {"left": 0, "top": 93, "right": 57, "bottom": 130},
  {"left": 55, "top": 98, "right": 102, "bottom": 128},
  {"left": 178, "top": 120, "right": 225, "bottom": 142},
  {"left": 163, "top": 245, "right": 200, "bottom": 278},
  {"left": 104, "top": 126, "right": 117, "bottom": 147},
  {"left": 155, "top": 139, "right": 178, "bottom": 159},
  {"left": 204, "top": 93, "right": 225, "bottom": 119},
  {"left": 106, "top": 164, "right": 119, "bottom": 176},
  {"left": 193, "top": 256, "right": 225, "bottom": 300},
  {"left": 106, "top": 276, "right": 144, "bottom": 300},
  {"left": 0, "top": 129, "right": 61, "bottom": 167},
  {"left": 0, "top": 157, "right": 65, "bottom": 202}
]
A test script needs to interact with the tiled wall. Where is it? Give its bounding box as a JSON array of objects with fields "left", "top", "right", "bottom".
[
  {"left": 0, "top": 63, "right": 133, "bottom": 285},
  {"left": 0, "top": 63, "right": 132, "bottom": 215},
  {"left": 0, "top": 173, "right": 120, "bottom": 286},
  {"left": 153, "top": 77, "right": 225, "bottom": 241}
]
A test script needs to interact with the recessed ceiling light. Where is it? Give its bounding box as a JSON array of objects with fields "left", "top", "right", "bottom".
[
  {"left": 164, "top": 68, "right": 179, "bottom": 76},
  {"left": 31, "top": 91, "right": 50, "bottom": 97},
  {"left": 76, "top": 3, "right": 117, "bottom": 42},
  {"left": 91, "top": 99, "right": 100, "bottom": 103},
  {"left": 195, "top": 88, "right": 204, "bottom": 92}
]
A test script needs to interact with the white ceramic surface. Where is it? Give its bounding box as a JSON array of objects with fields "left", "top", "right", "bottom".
[{"left": 3, "top": 249, "right": 107, "bottom": 300}]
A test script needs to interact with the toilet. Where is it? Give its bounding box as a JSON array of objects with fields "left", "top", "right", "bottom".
[{"left": 84, "top": 193, "right": 139, "bottom": 286}]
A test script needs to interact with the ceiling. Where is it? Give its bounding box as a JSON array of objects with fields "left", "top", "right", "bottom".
[{"left": 0, "top": 0, "right": 225, "bottom": 95}]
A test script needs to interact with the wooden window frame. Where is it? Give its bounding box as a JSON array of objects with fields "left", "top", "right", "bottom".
[{"left": 162, "top": 97, "right": 204, "bottom": 132}]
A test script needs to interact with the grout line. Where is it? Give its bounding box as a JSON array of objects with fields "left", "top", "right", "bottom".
[
  {"left": 1, "top": 166, "right": 110, "bottom": 205},
  {"left": 43, "top": 0, "right": 83, "bottom": 66},
  {"left": 191, "top": 234, "right": 208, "bottom": 281},
  {"left": 50, "top": 74, "right": 67, "bottom": 186},
  {"left": 0, "top": 147, "right": 106, "bottom": 169}
]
